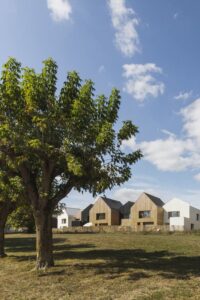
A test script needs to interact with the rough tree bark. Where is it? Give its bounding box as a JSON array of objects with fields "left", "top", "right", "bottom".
[
  {"left": 19, "top": 163, "right": 73, "bottom": 269},
  {"left": 34, "top": 209, "right": 54, "bottom": 269},
  {"left": 0, "top": 202, "right": 11, "bottom": 258}
]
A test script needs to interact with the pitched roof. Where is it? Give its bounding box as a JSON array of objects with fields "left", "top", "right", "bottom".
[
  {"left": 82, "top": 204, "right": 93, "bottom": 213},
  {"left": 64, "top": 207, "right": 81, "bottom": 217},
  {"left": 101, "top": 197, "right": 122, "bottom": 210},
  {"left": 144, "top": 193, "right": 164, "bottom": 207},
  {"left": 120, "top": 201, "right": 134, "bottom": 214},
  {"left": 120, "top": 201, "right": 135, "bottom": 217}
]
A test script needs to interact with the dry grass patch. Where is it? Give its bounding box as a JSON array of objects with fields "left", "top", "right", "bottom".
[{"left": 1, "top": 232, "right": 200, "bottom": 299}]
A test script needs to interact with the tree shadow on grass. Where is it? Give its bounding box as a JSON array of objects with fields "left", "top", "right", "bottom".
[
  {"left": 5, "top": 236, "right": 36, "bottom": 253},
  {"left": 4, "top": 236, "right": 200, "bottom": 280},
  {"left": 5, "top": 236, "right": 72, "bottom": 253},
  {"left": 55, "top": 248, "right": 200, "bottom": 280}
]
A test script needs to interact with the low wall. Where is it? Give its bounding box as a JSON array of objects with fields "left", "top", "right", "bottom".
[{"left": 53, "top": 224, "right": 170, "bottom": 234}]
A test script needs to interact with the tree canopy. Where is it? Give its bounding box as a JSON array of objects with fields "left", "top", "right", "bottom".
[
  {"left": 0, "top": 57, "right": 142, "bottom": 268},
  {"left": 0, "top": 159, "right": 24, "bottom": 257}
]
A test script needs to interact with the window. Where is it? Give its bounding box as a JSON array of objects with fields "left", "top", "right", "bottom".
[
  {"left": 168, "top": 211, "right": 180, "bottom": 218},
  {"left": 61, "top": 218, "right": 66, "bottom": 224},
  {"left": 96, "top": 213, "right": 105, "bottom": 220},
  {"left": 197, "top": 214, "right": 199, "bottom": 221},
  {"left": 139, "top": 211, "right": 151, "bottom": 218}
]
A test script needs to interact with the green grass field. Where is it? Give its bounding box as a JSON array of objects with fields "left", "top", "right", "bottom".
[{"left": 1, "top": 232, "right": 200, "bottom": 299}]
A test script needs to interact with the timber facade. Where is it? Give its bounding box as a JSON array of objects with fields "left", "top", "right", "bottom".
[
  {"left": 89, "top": 197, "right": 122, "bottom": 226},
  {"left": 130, "top": 193, "right": 164, "bottom": 228}
]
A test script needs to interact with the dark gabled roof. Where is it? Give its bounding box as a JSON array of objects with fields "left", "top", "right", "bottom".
[
  {"left": 82, "top": 204, "right": 93, "bottom": 213},
  {"left": 144, "top": 193, "right": 164, "bottom": 207},
  {"left": 101, "top": 197, "right": 122, "bottom": 210},
  {"left": 120, "top": 201, "right": 135, "bottom": 214}
]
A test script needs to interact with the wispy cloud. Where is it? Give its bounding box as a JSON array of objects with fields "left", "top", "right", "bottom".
[
  {"left": 47, "top": 0, "right": 72, "bottom": 22},
  {"left": 174, "top": 90, "right": 193, "bottom": 100},
  {"left": 161, "top": 129, "right": 176, "bottom": 138},
  {"left": 108, "top": 0, "right": 140, "bottom": 57},
  {"left": 122, "top": 98, "right": 200, "bottom": 174},
  {"left": 122, "top": 63, "right": 165, "bottom": 102},
  {"left": 194, "top": 173, "right": 200, "bottom": 182},
  {"left": 173, "top": 12, "right": 179, "bottom": 20},
  {"left": 98, "top": 65, "right": 105, "bottom": 73}
]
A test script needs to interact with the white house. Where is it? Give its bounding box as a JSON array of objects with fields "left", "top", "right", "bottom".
[
  {"left": 57, "top": 207, "right": 81, "bottom": 229},
  {"left": 163, "top": 198, "right": 200, "bottom": 231}
]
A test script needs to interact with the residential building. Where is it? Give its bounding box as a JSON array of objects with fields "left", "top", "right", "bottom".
[
  {"left": 163, "top": 198, "right": 200, "bottom": 231},
  {"left": 57, "top": 207, "right": 81, "bottom": 229},
  {"left": 89, "top": 196, "right": 122, "bottom": 226},
  {"left": 120, "top": 201, "right": 134, "bottom": 226},
  {"left": 130, "top": 192, "right": 164, "bottom": 228},
  {"left": 81, "top": 204, "right": 93, "bottom": 225},
  {"left": 120, "top": 201, "right": 134, "bottom": 219}
]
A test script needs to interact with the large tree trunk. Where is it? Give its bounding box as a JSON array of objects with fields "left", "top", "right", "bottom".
[
  {"left": 34, "top": 210, "right": 54, "bottom": 269},
  {"left": 0, "top": 221, "right": 6, "bottom": 258},
  {"left": 0, "top": 203, "right": 10, "bottom": 258}
]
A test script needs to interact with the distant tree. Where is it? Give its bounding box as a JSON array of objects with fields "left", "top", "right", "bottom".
[
  {"left": 7, "top": 202, "right": 64, "bottom": 233},
  {"left": 0, "top": 164, "right": 23, "bottom": 257},
  {"left": 7, "top": 204, "right": 35, "bottom": 233},
  {"left": 0, "top": 58, "right": 142, "bottom": 269}
]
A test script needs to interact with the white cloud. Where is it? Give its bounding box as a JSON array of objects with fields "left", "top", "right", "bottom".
[
  {"left": 181, "top": 98, "right": 200, "bottom": 145},
  {"left": 113, "top": 187, "right": 143, "bottom": 203},
  {"left": 108, "top": 0, "right": 140, "bottom": 57},
  {"left": 122, "top": 98, "right": 200, "bottom": 173},
  {"left": 140, "top": 137, "right": 194, "bottom": 171},
  {"left": 173, "top": 13, "right": 179, "bottom": 20},
  {"left": 174, "top": 90, "right": 192, "bottom": 100},
  {"left": 47, "top": 0, "right": 72, "bottom": 22},
  {"left": 122, "top": 63, "right": 165, "bottom": 102},
  {"left": 194, "top": 173, "right": 200, "bottom": 182},
  {"left": 161, "top": 129, "right": 176, "bottom": 138},
  {"left": 121, "top": 135, "right": 137, "bottom": 151},
  {"left": 98, "top": 65, "right": 105, "bottom": 73}
]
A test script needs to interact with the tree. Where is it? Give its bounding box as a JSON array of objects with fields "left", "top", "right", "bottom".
[
  {"left": 7, "top": 202, "right": 64, "bottom": 233},
  {"left": 0, "top": 165, "right": 23, "bottom": 257},
  {"left": 0, "top": 57, "right": 142, "bottom": 269},
  {"left": 7, "top": 204, "right": 35, "bottom": 233}
]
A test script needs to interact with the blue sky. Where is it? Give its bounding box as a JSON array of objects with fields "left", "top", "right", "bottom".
[{"left": 1, "top": 0, "right": 200, "bottom": 208}]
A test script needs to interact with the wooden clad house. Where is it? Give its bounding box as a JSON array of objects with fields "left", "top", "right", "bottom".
[
  {"left": 89, "top": 196, "right": 122, "bottom": 226},
  {"left": 81, "top": 204, "right": 93, "bottom": 225},
  {"left": 120, "top": 201, "right": 134, "bottom": 219},
  {"left": 130, "top": 193, "right": 164, "bottom": 228}
]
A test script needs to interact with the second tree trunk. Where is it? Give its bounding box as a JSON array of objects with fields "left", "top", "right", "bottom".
[{"left": 34, "top": 210, "right": 54, "bottom": 269}]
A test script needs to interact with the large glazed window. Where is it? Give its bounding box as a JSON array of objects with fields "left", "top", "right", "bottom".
[
  {"left": 96, "top": 213, "right": 106, "bottom": 220},
  {"left": 168, "top": 211, "right": 180, "bottom": 218},
  {"left": 139, "top": 210, "right": 151, "bottom": 218},
  {"left": 61, "top": 218, "right": 67, "bottom": 224}
]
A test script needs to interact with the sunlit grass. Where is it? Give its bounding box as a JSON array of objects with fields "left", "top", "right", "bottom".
[{"left": 1, "top": 232, "right": 200, "bottom": 299}]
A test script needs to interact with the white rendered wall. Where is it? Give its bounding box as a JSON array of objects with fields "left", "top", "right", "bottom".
[
  {"left": 57, "top": 211, "right": 69, "bottom": 229},
  {"left": 163, "top": 198, "right": 200, "bottom": 230},
  {"left": 163, "top": 198, "right": 189, "bottom": 222}
]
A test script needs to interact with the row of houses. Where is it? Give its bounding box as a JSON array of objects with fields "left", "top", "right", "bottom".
[{"left": 57, "top": 192, "right": 200, "bottom": 231}]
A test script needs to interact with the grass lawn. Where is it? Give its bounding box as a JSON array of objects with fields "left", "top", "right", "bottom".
[{"left": 1, "top": 232, "right": 200, "bottom": 299}]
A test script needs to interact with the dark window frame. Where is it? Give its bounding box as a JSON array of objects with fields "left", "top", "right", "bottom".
[
  {"left": 168, "top": 211, "right": 180, "bottom": 218},
  {"left": 139, "top": 210, "right": 151, "bottom": 218},
  {"left": 96, "top": 213, "right": 106, "bottom": 220}
]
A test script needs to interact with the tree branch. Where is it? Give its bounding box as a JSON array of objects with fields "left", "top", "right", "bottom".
[
  {"left": 51, "top": 178, "right": 73, "bottom": 206},
  {"left": 18, "top": 163, "right": 39, "bottom": 209}
]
